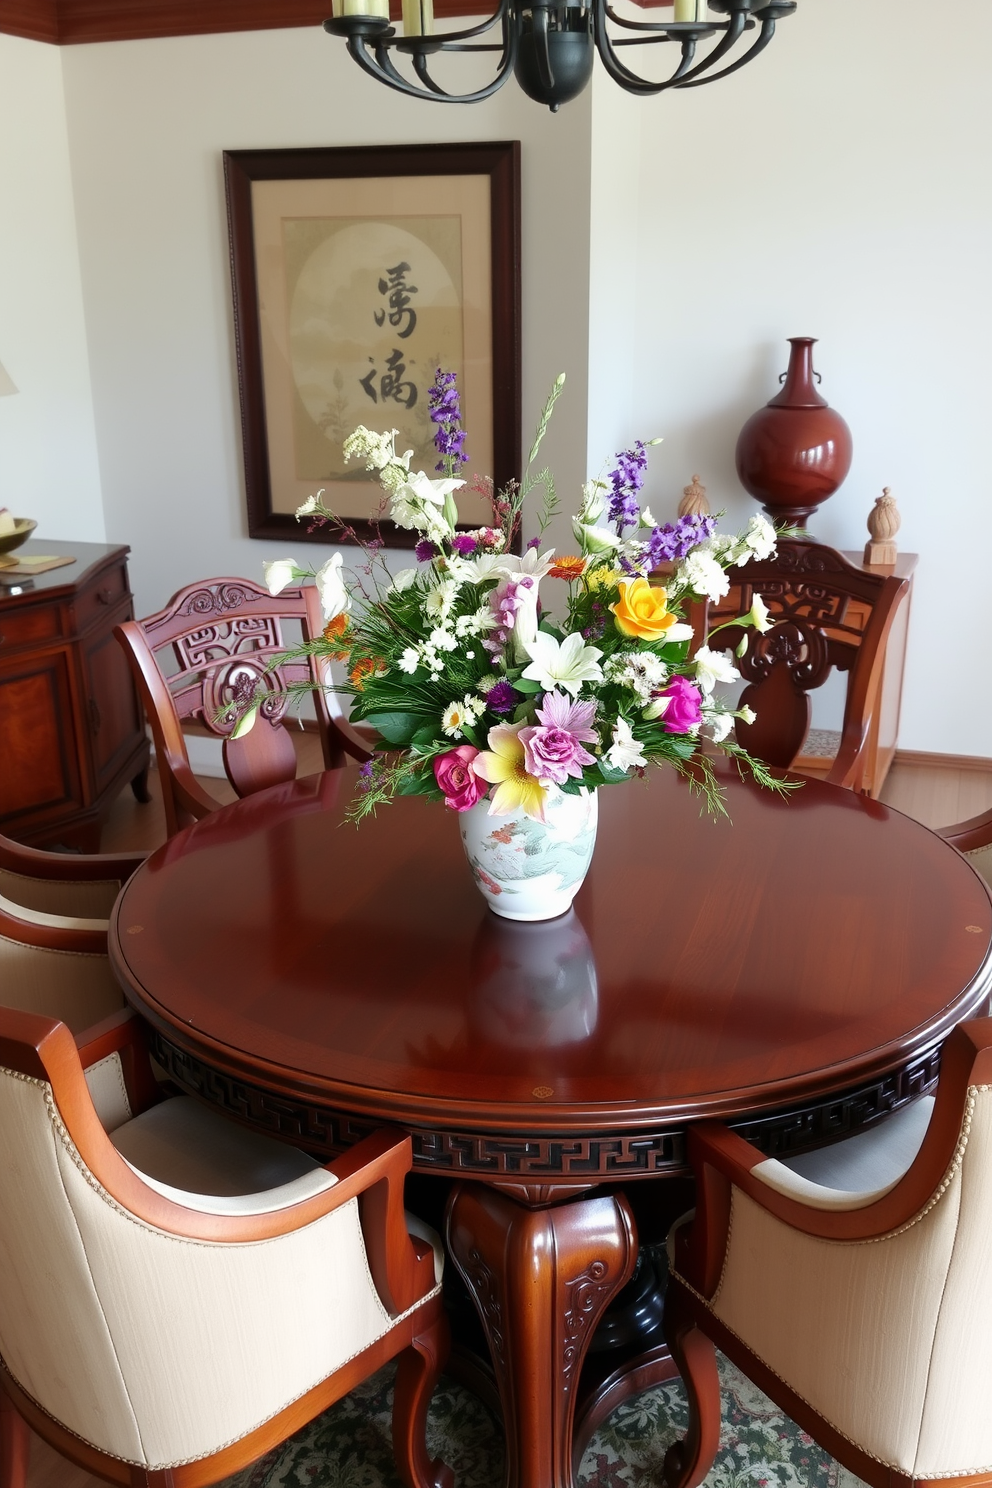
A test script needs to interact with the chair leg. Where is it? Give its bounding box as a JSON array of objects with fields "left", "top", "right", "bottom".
[
  {"left": 663, "top": 1292, "right": 722, "bottom": 1488},
  {"left": 392, "top": 1310, "right": 454, "bottom": 1488},
  {"left": 0, "top": 1390, "right": 29, "bottom": 1488}
]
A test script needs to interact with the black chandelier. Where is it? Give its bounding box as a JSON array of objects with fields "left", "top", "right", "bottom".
[{"left": 323, "top": 0, "right": 797, "bottom": 112}]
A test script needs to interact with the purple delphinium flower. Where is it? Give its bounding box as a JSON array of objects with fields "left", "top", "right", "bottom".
[
  {"left": 357, "top": 759, "right": 375, "bottom": 792},
  {"left": 428, "top": 368, "right": 468, "bottom": 474},
  {"left": 485, "top": 680, "right": 519, "bottom": 715},
  {"left": 518, "top": 690, "right": 599, "bottom": 786},
  {"left": 646, "top": 513, "right": 718, "bottom": 566},
  {"left": 527, "top": 535, "right": 541, "bottom": 551},
  {"left": 451, "top": 533, "right": 478, "bottom": 556},
  {"left": 606, "top": 442, "right": 648, "bottom": 532},
  {"left": 414, "top": 538, "right": 438, "bottom": 563}
]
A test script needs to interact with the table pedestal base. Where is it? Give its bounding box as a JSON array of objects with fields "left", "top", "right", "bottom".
[{"left": 447, "top": 1183, "right": 638, "bottom": 1488}]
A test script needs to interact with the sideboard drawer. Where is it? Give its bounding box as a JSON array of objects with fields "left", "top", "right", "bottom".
[
  {"left": 0, "top": 603, "right": 61, "bottom": 653},
  {"left": 74, "top": 560, "right": 129, "bottom": 631}
]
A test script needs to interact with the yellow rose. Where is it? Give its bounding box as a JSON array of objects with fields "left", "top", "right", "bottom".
[{"left": 610, "top": 578, "right": 679, "bottom": 642}]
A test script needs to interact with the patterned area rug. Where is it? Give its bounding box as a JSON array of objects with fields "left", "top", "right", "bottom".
[{"left": 221, "top": 1354, "right": 868, "bottom": 1488}]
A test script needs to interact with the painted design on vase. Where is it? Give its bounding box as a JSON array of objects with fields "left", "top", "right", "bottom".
[{"left": 460, "top": 789, "right": 598, "bottom": 922}]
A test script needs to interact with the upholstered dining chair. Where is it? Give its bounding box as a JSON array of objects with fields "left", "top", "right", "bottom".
[
  {"left": 0, "top": 832, "right": 144, "bottom": 920},
  {"left": 115, "top": 577, "right": 372, "bottom": 837},
  {"left": 663, "top": 1016, "right": 992, "bottom": 1488},
  {"left": 0, "top": 861, "right": 128, "bottom": 1034},
  {"left": 0, "top": 1005, "right": 450, "bottom": 1488},
  {"left": 704, "top": 538, "right": 912, "bottom": 795},
  {"left": 938, "top": 806, "right": 992, "bottom": 888}
]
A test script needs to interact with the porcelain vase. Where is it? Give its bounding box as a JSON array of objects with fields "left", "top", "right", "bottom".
[{"left": 459, "top": 789, "right": 598, "bottom": 922}]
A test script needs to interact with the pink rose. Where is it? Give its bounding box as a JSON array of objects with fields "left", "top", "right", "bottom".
[
  {"left": 434, "top": 745, "right": 486, "bottom": 811},
  {"left": 656, "top": 676, "right": 703, "bottom": 734}
]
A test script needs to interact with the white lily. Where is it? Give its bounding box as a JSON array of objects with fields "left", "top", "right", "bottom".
[
  {"left": 745, "top": 594, "right": 772, "bottom": 633},
  {"left": 511, "top": 574, "right": 540, "bottom": 664},
  {"left": 642, "top": 694, "right": 672, "bottom": 722},
  {"left": 295, "top": 492, "right": 323, "bottom": 519},
  {"left": 263, "top": 558, "right": 301, "bottom": 597},
  {"left": 573, "top": 521, "right": 620, "bottom": 556},
  {"left": 739, "top": 513, "right": 777, "bottom": 563},
  {"left": 693, "top": 645, "right": 740, "bottom": 696},
  {"left": 389, "top": 567, "right": 418, "bottom": 594},
  {"left": 390, "top": 470, "right": 464, "bottom": 536},
  {"left": 522, "top": 631, "right": 603, "bottom": 698},
  {"left": 315, "top": 553, "right": 351, "bottom": 623},
  {"left": 605, "top": 717, "right": 647, "bottom": 773}
]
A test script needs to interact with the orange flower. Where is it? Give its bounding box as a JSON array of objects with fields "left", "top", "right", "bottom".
[
  {"left": 349, "top": 657, "right": 384, "bottom": 691},
  {"left": 610, "top": 578, "right": 679, "bottom": 642},
  {"left": 549, "top": 555, "right": 587, "bottom": 581},
  {"left": 323, "top": 612, "right": 351, "bottom": 660}
]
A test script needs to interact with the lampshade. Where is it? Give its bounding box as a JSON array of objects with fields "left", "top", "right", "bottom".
[{"left": 0, "top": 360, "right": 17, "bottom": 398}]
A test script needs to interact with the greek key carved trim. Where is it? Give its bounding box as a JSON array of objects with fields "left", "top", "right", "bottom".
[{"left": 147, "top": 1030, "right": 941, "bottom": 1180}]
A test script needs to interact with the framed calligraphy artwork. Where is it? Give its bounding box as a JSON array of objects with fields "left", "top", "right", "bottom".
[{"left": 224, "top": 142, "right": 521, "bottom": 548}]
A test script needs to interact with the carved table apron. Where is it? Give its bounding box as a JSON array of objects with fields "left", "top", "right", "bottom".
[{"left": 110, "top": 765, "right": 992, "bottom": 1488}]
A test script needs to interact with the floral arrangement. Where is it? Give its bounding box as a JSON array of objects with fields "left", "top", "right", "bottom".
[{"left": 244, "top": 371, "right": 791, "bottom": 822}]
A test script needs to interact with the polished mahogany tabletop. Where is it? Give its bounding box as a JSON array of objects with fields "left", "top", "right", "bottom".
[{"left": 111, "top": 763, "right": 992, "bottom": 1172}]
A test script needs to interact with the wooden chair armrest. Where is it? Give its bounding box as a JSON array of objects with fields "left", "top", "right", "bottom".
[
  {"left": 681, "top": 1024, "right": 992, "bottom": 1274},
  {"left": 332, "top": 1127, "right": 437, "bottom": 1315},
  {"left": 0, "top": 838, "right": 146, "bottom": 883},
  {"left": 824, "top": 717, "right": 871, "bottom": 791},
  {"left": 0, "top": 900, "right": 108, "bottom": 954},
  {"left": 168, "top": 759, "right": 225, "bottom": 820},
  {"left": 75, "top": 1008, "right": 164, "bottom": 1116},
  {"left": 938, "top": 806, "right": 992, "bottom": 852}
]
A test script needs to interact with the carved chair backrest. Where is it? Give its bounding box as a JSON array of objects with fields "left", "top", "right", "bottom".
[
  {"left": 116, "top": 578, "right": 353, "bottom": 830},
  {"left": 705, "top": 540, "right": 910, "bottom": 792}
]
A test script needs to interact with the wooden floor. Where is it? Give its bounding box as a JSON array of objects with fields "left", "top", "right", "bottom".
[{"left": 21, "top": 743, "right": 992, "bottom": 1487}]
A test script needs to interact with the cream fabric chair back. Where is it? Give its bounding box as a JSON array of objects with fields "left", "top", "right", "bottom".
[
  {"left": 965, "top": 843, "right": 992, "bottom": 888},
  {"left": 0, "top": 867, "right": 120, "bottom": 919},
  {"left": 0, "top": 1063, "right": 395, "bottom": 1473},
  {"left": 0, "top": 921, "right": 123, "bottom": 1032}
]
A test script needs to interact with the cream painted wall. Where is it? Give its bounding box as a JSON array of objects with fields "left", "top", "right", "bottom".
[
  {"left": 604, "top": 0, "right": 992, "bottom": 754},
  {"left": 59, "top": 27, "right": 593, "bottom": 622},
  {"left": 0, "top": 33, "right": 104, "bottom": 542}
]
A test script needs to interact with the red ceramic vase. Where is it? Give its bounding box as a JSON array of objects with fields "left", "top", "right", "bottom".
[{"left": 735, "top": 337, "right": 853, "bottom": 529}]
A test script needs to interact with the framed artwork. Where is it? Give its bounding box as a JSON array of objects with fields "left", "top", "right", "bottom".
[{"left": 224, "top": 142, "right": 521, "bottom": 548}]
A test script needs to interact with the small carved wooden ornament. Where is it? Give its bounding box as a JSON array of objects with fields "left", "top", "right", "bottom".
[
  {"left": 678, "top": 475, "right": 710, "bottom": 519},
  {"left": 864, "top": 487, "right": 900, "bottom": 566}
]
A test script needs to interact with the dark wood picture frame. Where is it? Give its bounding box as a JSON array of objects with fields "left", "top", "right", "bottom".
[{"left": 224, "top": 142, "right": 521, "bottom": 549}]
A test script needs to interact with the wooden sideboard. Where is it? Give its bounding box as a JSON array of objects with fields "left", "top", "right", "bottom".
[{"left": 0, "top": 540, "right": 150, "bottom": 851}]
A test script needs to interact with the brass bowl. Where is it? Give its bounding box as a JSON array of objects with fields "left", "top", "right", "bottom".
[{"left": 0, "top": 519, "right": 37, "bottom": 555}]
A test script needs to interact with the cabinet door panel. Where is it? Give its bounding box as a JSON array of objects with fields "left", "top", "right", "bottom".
[
  {"left": 81, "top": 619, "right": 143, "bottom": 793},
  {"left": 0, "top": 654, "right": 83, "bottom": 822}
]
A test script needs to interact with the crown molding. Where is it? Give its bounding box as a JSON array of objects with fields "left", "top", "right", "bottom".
[{"left": 0, "top": 0, "right": 478, "bottom": 43}]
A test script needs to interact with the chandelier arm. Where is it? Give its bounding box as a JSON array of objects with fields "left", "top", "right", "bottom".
[
  {"left": 593, "top": 1, "right": 697, "bottom": 95},
  {"left": 529, "top": 4, "right": 557, "bottom": 94},
  {"left": 676, "top": 8, "right": 776, "bottom": 86},
  {"left": 657, "top": 3, "right": 747, "bottom": 84},
  {"left": 412, "top": 49, "right": 451, "bottom": 93},
  {"left": 346, "top": 21, "right": 517, "bottom": 101}
]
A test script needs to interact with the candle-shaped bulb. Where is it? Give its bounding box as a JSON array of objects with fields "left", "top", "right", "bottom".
[{"left": 402, "top": 0, "right": 434, "bottom": 34}]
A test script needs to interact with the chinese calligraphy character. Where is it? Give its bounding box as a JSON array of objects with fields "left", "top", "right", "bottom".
[
  {"left": 373, "top": 262, "right": 418, "bottom": 340},
  {"left": 360, "top": 350, "right": 418, "bottom": 409}
]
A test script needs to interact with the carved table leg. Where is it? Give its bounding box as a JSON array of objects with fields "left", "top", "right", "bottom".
[{"left": 447, "top": 1183, "right": 638, "bottom": 1488}]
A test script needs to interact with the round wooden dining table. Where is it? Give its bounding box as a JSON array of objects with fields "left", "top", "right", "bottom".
[{"left": 110, "top": 762, "right": 992, "bottom": 1488}]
